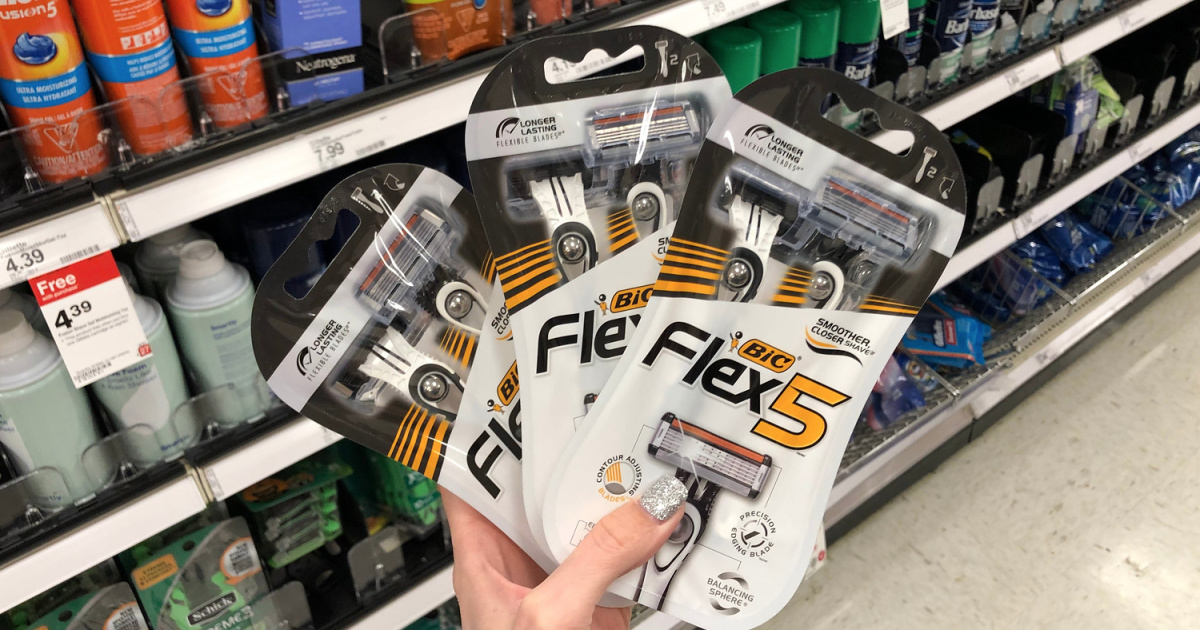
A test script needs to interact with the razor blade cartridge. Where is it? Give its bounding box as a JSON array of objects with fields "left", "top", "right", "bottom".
[
  {"left": 585, "top": 101, "right": 702, "bottom": 166},
  {"left": 357, "top": 208, "right": 461, "bottom": 318},
  {"left": 649, "top": 414, "right": 771, "bottom": 499},
  {"left": 809, "top": 176, "right": 919, "bottom": 262}
]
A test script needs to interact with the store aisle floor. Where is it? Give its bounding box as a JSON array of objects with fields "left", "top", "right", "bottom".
[{"left": 759, "top": 264, "right": 1200, "bottom": 630}]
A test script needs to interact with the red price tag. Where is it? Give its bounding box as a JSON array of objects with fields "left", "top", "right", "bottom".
[{"left": 30, "top": 252, "right": 150, "bottom": 387}]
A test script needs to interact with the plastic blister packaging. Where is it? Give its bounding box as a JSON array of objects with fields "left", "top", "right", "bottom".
[
  {"left": 465, "top": 26, "right": 732, "bottom": 553},
  {"left": 251, "top": 164, "right": 553, "bottom": 569},
  {"left": 541, "top": 68, "right": 966, "bottom": 628}
]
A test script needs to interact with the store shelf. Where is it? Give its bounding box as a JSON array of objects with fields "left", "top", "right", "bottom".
[
  {"left": 352, "top": 564, "right": 455, "bottom": 630},
  {"left": 198, "top": 416, "right": 343, "bottom": 501},
  {"left": 1059, "top": 0, "right": 1195, "bottom": 64},
  {"left": 108, "top": 0, "right": 1178, "bottom": 244},
  {"left": 934, "top": 97, "right": 1200, "bottom": 291},
  {"left": 0, "top": 202, "right": 122, "bottom": 290},
  {"left": 0, "top": 475, "right": 208, "bottom": 611}
]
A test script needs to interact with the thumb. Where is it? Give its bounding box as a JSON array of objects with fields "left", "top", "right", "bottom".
[{"left": 529, "top": 475, "right": 687, "bottom": 614}]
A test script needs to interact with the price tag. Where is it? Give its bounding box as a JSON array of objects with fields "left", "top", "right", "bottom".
[
  {"left": 804, "top": 524, "right": 828, "bottom": 578},
  {"left": 1117, "top": 6, "right": 1146, "bottom": 34},
  {"left": 308, "top": 125, "right": 384, "bottom": 173},
  {"left": 1003, "top": 64, "right": 1040, "bottom": 94},
  {"left": 702, "top": 0, "right": 760, "bottom": 26},
  {"left": 1126, "top": 139, "right": 1153, "bottom": 164},
  {"left": 30, "top": 252, "right": 150, "bottom": 388},
  {"left": 880, "top": 0, "right": 910, "bottom": 39},
  {"left": 0, "top": 205, "right": 120, "bottom": 287}
]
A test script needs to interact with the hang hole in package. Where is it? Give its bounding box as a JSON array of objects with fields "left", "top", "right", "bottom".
[
  {"left": 251, "top": 164, "right": 552, "bottom": 568},
  {"left": 542, "top": 69, "right": 967, "bottom": 628},
  {"left": 465, "top": 26, "right": 732, "bottom": 551}
]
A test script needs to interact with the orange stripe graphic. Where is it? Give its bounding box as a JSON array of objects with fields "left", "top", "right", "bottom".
[{"left": 654, "top": 279, "right": 717, "bottom": 295}]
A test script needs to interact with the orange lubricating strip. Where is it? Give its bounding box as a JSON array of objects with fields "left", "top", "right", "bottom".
[
  {"left": 594, "top": 105, "right": 685, "bottom": 126},
  {"left": 828, "top": 181, "right": 910, "bottom": 224},
  {"left": 671, "top": 417, "right": 766, "bottom": 464},
  {"left": 653, "top": 279, "right": 717, "bottom": 295}
]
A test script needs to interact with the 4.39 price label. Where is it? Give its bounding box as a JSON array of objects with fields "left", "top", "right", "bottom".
[{"left": 29, "top": 252, "right": 150, "bottom": 388}]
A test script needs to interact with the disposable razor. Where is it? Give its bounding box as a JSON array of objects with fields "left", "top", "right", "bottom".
[
  {"left": 635, "top": 413, "right": 772, "bottom": 610},
  {"left": 359, "top": 326, "right": 464, "bottom": 421},
  {"left": 586, "top": 101, "right": 703, "bottom": 237},
  {"left": 529, "top": 173, "right": 598, "bottom": 280},
  {"left": 721, "top": 164, "right": 921, "bottom": 309}
]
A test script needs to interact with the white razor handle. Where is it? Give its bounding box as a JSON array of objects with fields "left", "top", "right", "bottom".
[
  {"left": 636, "top": 501, "right": 703, "bottom": 610},
  {"left": 720, "top": 196, "right": 783, "bottom": 302},
  {"left": 530, "top": 174, "right": 598, "bottom": 280},
  {"left": 359, "top": 327, "right": 464, "bottom": 418}
]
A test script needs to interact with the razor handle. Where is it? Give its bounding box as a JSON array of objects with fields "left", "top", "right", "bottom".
[{"left": 634, "top": 473, "right": 718, "bottom": 610}]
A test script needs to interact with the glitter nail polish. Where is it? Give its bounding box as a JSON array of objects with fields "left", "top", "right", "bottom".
[{"left": 638, "top": 475, "right": 687, "bottom": 521}]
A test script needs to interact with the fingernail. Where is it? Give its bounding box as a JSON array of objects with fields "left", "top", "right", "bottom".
[{"left": 638, "top": 475, "right": 687, "bottom": 521}]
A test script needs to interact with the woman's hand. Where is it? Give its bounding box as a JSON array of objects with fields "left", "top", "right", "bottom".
[{"left": 443, "top": 475, "right": 687, "bottom": 630}]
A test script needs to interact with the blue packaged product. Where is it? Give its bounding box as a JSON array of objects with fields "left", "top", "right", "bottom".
[
  {"left": 902, "top": 292, "right": 991, "bottom": 368},
  {"left": 1038, "top": 212, "right": 1113, "bottom": 274},
  {"left": 258, "top": 0, "right": 364, "bottom": 105},
  {"left": 994, "top": 234, "right": 1066, "bottom": 311},
  {"left": 895, "top": 353, "right": 941, "bottom": 393},
  {"left": 863, "top": 355, "right": 927, "bottom": 430},
  {"left": 1159, "top": 137, "right": 1200, "bottom": 204},
  {"left": 895, "top": 0, "right": 927, "bottom": 66},
  {"left": 1078, "top": 171, "right": 1166, "bottom": 239},
  {"left": 926, "top": 0, "right": 973, "bottom": 54},
  {"left": 969, "top": 0, "right": 1000, "bottom": 39},
  {"left": 835, "top": 0, "right": 880, "bottom": 86}
]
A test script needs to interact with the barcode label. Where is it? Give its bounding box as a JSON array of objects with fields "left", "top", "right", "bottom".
[
  {"left": 223, "top": 539, "right": 262, "bottom": 577},
  {"left": 0, "top": 205, "right": 119, "bottom": 287},
  {"left": 60, "top": 245, "right": 101, "bottom": 266},
  {"left": 105, "top": 604, "right": 149, "bottom": 630},
  {"left": 73, "top": 360, "right": 113, "bottom": 383},
  {"left": 357, "top": 141, "right": 385, "bottom": 157}
]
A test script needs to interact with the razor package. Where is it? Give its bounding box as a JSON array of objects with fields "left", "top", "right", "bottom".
[
  {"left": 542, "top": 69, "right": 967, "bottom": 628},
  {"left": 251, "top": 165, "right": 553, "bottom": 569},
  {"left": 465, "top": 26, "right": 732, "bottom": 550}
]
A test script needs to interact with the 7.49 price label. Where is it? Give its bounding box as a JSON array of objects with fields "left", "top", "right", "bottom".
[{"left": 30, "top": 252, "right": 150, "bottom": 388}]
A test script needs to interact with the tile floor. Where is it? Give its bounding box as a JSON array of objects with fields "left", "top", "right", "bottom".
[{"left": 757, "top": 264, "right": 1200, "bottom": 630}]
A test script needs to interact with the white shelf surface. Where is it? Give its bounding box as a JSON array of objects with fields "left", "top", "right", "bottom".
[
  {"left": 0, "top": 475, "right": 208, "bottom": 611},
  {"left": 1058, "top": 0, "right": 1196, "bottom": 64},
  {"left": 109, "top": 0, "right": 1177, "bottom": 243},
  {"left": 0, "top": 202, "right": 122, "bottom": 291},
  {"left": 199, "top": 416, "right": 343, "bottom": 502},
  {"left": 352, "top": 564, "right": 456, "bottom": 630}
]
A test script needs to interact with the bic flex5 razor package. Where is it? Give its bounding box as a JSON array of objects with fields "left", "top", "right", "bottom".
[
  {"left": 251, "top": 164, "right": 552, "bottom": 568},
  {"left": 465, "top": 26, "right": 732, "bottom": 550},
  {"left": 543, "top": 69, "right": 967, "bottom": 628}
]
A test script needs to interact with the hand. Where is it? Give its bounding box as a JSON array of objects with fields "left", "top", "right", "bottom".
[{"left": 443, "top": 475, "right": 687, "bottom": 630}]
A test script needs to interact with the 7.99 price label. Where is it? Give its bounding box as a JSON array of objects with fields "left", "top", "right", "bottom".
[{"left": 29, "top": 252, "right": 150, "bottom": 388}]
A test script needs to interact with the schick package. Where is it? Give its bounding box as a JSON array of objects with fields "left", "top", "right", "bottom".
[
  {"left": 464, "top": 26, "right": 732, "bottom": 552},
  {"left": 543, "top": 69, "right": 966, "bottom": 628},
  {"left": 131, "top": 518, "right": 268, "bottom": 630},
  {"left": 28, "top": 584, "right": 149, "bottom": 630},
  {"left": 251, "top": 165, "right": 552, "bottom": 569}
]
